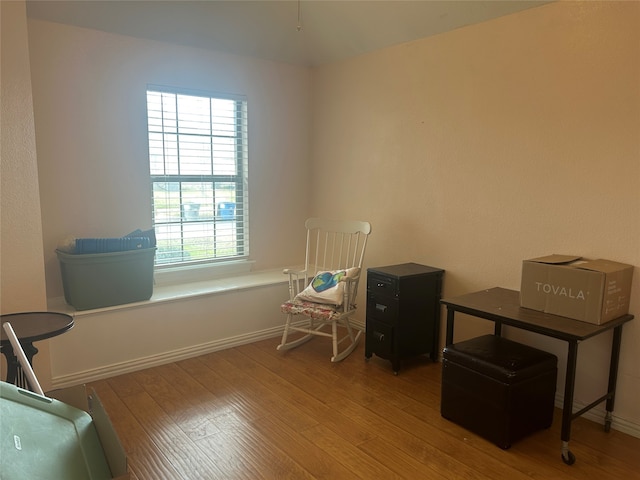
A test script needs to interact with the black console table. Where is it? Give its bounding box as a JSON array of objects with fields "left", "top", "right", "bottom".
[
  {"left": 441, "top": 287, "right": 634, "bottom": 465},
  {"left": 365, "top": 263, "right": 444, "bottom": 373}
]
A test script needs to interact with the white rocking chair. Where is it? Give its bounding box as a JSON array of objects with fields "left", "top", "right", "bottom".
[{"left": 278, "top": 217, "right": 371, "bottom": 362}]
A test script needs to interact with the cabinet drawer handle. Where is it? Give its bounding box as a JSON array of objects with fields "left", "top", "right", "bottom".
[
  {"left": 374, "top": 332, "right": 385, "bottom": 342},
  {"left": 375, "top": 304, "right": 387, "bottom": 312},
  {"left": 377, "top": 282, "right": 386, "bottom": 288}
]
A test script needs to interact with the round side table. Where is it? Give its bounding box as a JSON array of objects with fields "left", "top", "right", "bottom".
[{"left": 0, "top": 312, "right": 74, "bottom": 389}]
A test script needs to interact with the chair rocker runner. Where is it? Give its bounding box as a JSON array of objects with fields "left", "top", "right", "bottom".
[{"left": 278, "top": 217, "right": 371, "bottom": 362}]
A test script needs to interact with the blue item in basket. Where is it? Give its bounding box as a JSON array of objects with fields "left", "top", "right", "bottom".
[
  {"left": 125, "top": 228, "right": 156, "bottom": 247},
  {"left": 74, "top": 237, "right": 151, "bottom": 254}
]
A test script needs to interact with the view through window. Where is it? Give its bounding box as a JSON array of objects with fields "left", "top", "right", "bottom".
[{"left": 146, "top": 87, "right": 249, "bottom": 266}]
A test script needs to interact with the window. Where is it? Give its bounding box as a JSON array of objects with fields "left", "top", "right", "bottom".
[{"left": 146, "top": 86, "right": 249, "bottom": 266}]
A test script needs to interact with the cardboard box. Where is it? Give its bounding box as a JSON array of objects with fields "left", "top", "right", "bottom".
[
  {"left": 520, "top": 254, "right": 634, "bottom": 324},
  {"left": 0, "top": 382, "right": 129, "bottom": 479}
]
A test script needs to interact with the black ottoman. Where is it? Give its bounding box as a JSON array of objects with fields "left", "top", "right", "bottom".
[{"left": 441, "top": 334, "right": 557, "bottom": 449}]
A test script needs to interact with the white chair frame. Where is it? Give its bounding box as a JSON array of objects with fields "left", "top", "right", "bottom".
[
  {"left": 2, "top": 322, "right": 44, "bottom": 395},
  {"left": 278, "top": 217, "right": 371, "bottom": 362}
]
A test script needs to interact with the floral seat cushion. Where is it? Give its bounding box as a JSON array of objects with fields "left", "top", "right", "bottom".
[{"left": 280, "top": 299, "right": 342, "bottom": 321}]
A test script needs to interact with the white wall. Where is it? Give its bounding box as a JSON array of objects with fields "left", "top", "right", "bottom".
[
  {"left": 0, "top": 1, "right": 52, "bottom": 389},
  {"left": 311, "top": 1, "right": 640, "bottom": 434},
  {"left": 27, "top": 19, "right": 312, "bottom": 299},
  {"left": 47, "top": 282, "right": 289, "bottom": 386},
  {"left": 7, "top": 0, "right": 638, "bottom": 436},
  {"left": 24, "top": 18, "right": 312, "bottom": 386}
]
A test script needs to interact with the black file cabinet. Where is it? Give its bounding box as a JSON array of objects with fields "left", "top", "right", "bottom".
[{"left": 365, "top": 263, "right": 444, "bottom": 373}]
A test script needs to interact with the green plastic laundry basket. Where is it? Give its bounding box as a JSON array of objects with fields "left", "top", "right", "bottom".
[{"left": 56, "top": 247, "right": 156, "bottom": 310}]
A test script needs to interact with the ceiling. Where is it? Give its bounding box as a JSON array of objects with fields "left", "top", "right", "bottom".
[{"left": 26, "top": 0, "right": 550, "bottom": 67}]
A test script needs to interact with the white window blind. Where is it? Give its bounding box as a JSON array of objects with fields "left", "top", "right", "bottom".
[{"left": 146, "top": 86, "right": 249, "bottom": 266}]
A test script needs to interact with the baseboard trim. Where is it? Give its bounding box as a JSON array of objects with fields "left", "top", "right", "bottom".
[
  {"left": 554, "top": 392, "right": 640, "bottom": 439},
  {"left": 50, "top": 326, "right": 283, "bottom": 389},
  {"left": 352, "top": 319, "right": 365, "bottom": 331},
  {"left": 52, "top": 323, "right": 638, "bottom": 439},
  {"left": 51, "top": 318, "right": 365, "bottom": 389}
]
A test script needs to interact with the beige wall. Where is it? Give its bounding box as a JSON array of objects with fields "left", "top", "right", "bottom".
[
  {"left": 312, "top": 1, "right": 640, "bottom": 433},
  {"left": 3, "top": 0, "right": 638, "bottom": 436},
  {"left": 1, "top": 0, "right": 51, "bottom": 389},
  {"left": 24, "top": 18, "right": 311, "bottom": 386},
  {"left": 27, "top": 19, "right": 312, "bottom": 299}
]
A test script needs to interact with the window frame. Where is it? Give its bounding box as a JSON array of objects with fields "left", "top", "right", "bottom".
[{"left": 146, "top": 85, "right": 249, "bottom": 270}]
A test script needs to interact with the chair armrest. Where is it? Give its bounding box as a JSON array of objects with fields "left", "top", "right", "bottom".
[
  {"left": 340, "top": 275, "right": 360, "bottom": 311},
  {"left": 283, "top": 268, "right": 307, "bottom": 276},
  {"left": 283, "top": 268, "right": 308, "bottom": 300}
]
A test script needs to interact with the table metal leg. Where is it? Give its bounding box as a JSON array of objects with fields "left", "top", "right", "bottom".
[
  {"left": 494, "top": 321, "right": 502, "bottom": 337},
  {"left": 445, "top": 309, "right": 455, "bottom": 346},
  {"left": 604, "top": 325, "right": 624, "bottom": 432},
  {"left": 561, "top": 340, "right": 578, "bottom": 465},
  {"left": 1, "top": 342, "right": 38, "bottom": 390},
  {"left": 1, "top": 348, "right": 19, "bottom": 384}
]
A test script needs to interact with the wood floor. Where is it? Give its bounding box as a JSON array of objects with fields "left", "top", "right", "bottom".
[{"left": 88, "top": 336, "right": 640, "bottom": 480}]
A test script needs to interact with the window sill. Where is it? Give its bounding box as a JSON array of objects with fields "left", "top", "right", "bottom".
[
  {"left": 47, "top": 267, "right": 289, "bottom": 317},
  {"left": 154, "top": 259, "right": 254, "bottom": 287}
]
